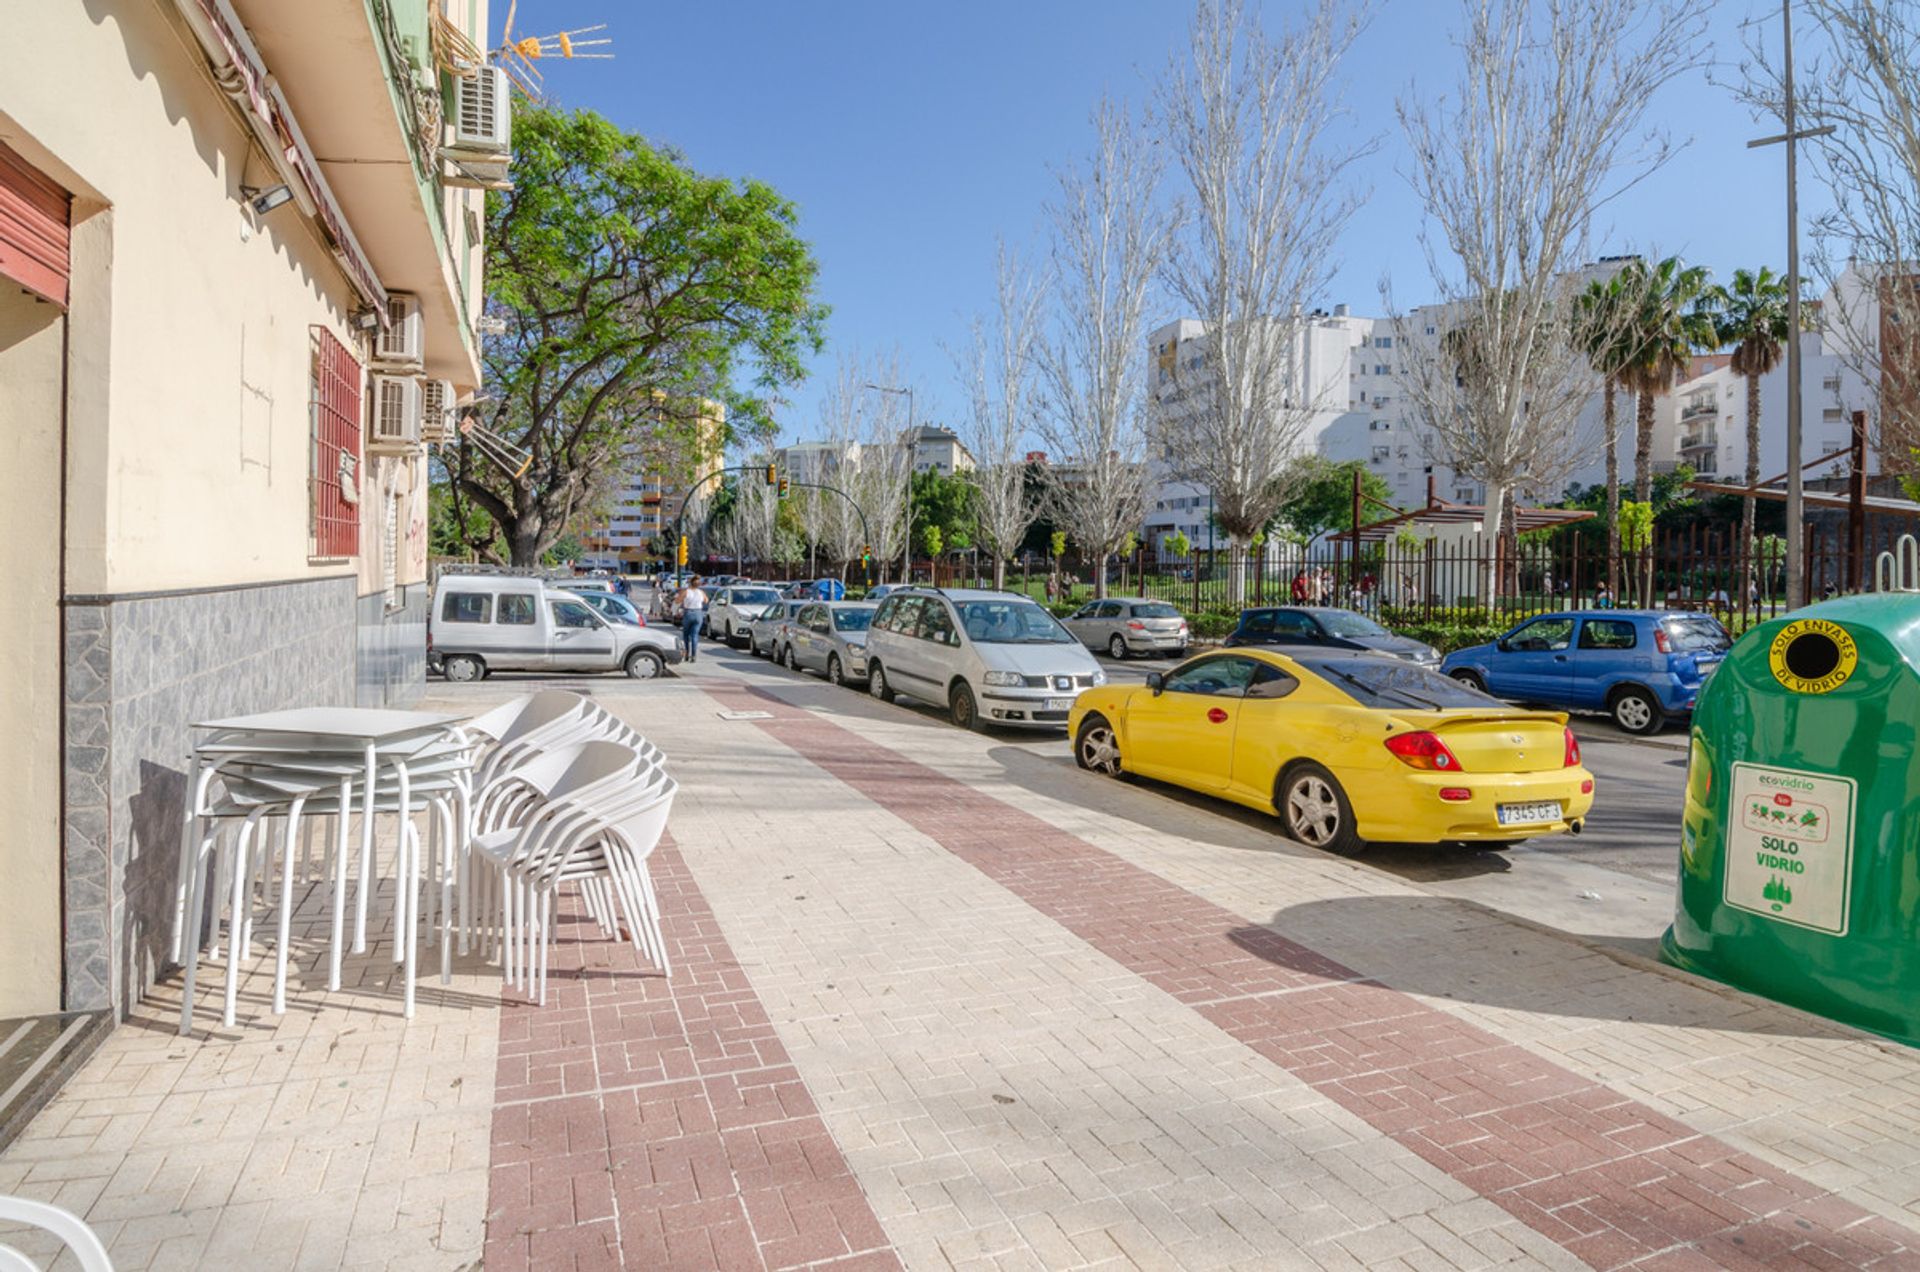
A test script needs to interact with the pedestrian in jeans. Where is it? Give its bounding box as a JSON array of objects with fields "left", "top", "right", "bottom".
[{"left": 680, "top": 576, "right": 709, "bottom": 663}]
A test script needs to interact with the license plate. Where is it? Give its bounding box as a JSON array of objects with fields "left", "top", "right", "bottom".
[
  {"left": 1497, "top": 801, "right": 1562, "bottom": 826},
  {"left": 1698, "top": 657, "right": 1721, "bottom": 674},
  {"left": 1045, "top": 697, "right": 1076, "bottom": 711}
]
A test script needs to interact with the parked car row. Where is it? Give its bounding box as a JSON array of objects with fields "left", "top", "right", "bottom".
[{"left": 427, "top": 573, "right": 680, "bottom": 682}]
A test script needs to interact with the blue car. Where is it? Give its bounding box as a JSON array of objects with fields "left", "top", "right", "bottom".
[{"left": 1441, "top": 610, "right": 1731, "bottom": 735}]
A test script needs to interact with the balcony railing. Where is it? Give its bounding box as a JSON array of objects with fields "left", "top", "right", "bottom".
[
  {"left": 1680, "top": 431, "right": 1716, "bottom": 452},
  {"left": 1680, "top": 400, "right": 1718, "bottom": 420}
]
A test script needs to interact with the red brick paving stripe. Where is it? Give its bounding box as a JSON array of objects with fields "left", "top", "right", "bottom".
[
  {"left": 706, "top": 681, "right": 1920, "bottom": 1271},
  {"left": 484, "top": 835, "right": 900, "bottom": 1272}
]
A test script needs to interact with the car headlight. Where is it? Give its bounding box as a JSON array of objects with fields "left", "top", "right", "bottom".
[
  {"left": 1090, "top": 670, "right": 1107, "bottom": 686},
  {"left": 981, "top": 670, "right": 1024, "bottom": 687}
]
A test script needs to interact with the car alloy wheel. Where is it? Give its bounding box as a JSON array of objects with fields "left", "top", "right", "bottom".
[
  {"left": 783, "top": 644, "right": 799, "bottom": 671},
  {"left": 1280, "top": 764, "right": 1362, "bottom": 855},
  {"left": 869, "top": 663, "right": 895, "bottom": 703},
  {"left": 1108, "top": 634, "right": 1128, "bottom": 660},
  {"left": 1612, "top": 687, "right": 1660, "bottom": 735},
  {"left": 1075, "top": 717, "right": 1123, "bottom": 777},
  {"left": 827, "top": 654, "right": 844, "bottom": 686},
  {"left": 1450, "top": 669, "right": 1485, "bottom": 691}
]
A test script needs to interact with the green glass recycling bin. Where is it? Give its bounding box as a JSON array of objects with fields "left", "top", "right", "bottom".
[{"left": 1663, "top": 594, "right": 1920, "bottom": 1044}]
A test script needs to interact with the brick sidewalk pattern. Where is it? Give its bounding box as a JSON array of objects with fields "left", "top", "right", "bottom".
[
  {"left": 705, "top": 681, "right": 1920, "bottom": 1271},
  {"left": 484, "top": 835, "right": 899, "bottom": 1272}
]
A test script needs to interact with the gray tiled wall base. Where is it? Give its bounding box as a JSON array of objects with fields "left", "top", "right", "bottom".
[{"left": 61, "top": 575, "right": 361, "bottom": 1014}]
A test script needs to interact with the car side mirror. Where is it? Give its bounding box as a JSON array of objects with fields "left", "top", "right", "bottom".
[
  {"left": 1146, "top": 672, "right": 1165, "bottom": 695},
  {"left": 1495, "top": 638, "right": 1510, "bottom": 652}
]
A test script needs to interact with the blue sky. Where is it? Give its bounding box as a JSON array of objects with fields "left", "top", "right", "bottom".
[{"left": 509, "top": 1, "right": 1817, "bottom": 449}]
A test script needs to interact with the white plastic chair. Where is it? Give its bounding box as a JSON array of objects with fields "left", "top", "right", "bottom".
[{"left": 0, "top": 1196, "right": 113, "bottom": 1272}]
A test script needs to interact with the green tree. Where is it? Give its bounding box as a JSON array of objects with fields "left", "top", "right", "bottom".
[
  {"left": 1165, "top": 530, "right": 1191, "bottom": 558},
  {"left": 1575, "top": 272, "right": 1638, "bottom": 593},
  {"left": 428, "top": 480, "right": 499, "bottom": 560},
  {"left": 1616, "top": 257, "right": 1715, "bottom": 505},
  {"left": 1273, "top": 458, "right": 1393, "bottom": 540},
  {"left": 1702, "top": 267, "right": 1796, "bottom": 554},
  {"left": 444, "top": 106, "right": 828, "bottom": 565},
  {"left": 921, "top": 524, "right": 944, "bottom": 559},
  {"left": 909, "top": 468, "right": 977, "bottom": 551}
]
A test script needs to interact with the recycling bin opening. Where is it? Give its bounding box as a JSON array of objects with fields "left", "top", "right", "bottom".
[
  {"left": 1664, "top": 594, "right": 1920, "bottom": 1045},
  {"left": 1781, "top": 629, "right": 1841, "bottom": 682}
]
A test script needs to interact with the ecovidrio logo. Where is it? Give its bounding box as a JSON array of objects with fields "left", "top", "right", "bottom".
[{"left": 1768, "top": 618, "right": 1858, "bottom": 695}]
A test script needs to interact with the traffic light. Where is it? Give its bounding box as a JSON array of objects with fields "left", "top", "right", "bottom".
[
  {"left": 861, "top": 545, "right": 872, "bottom": 564},
  {"left": 778, "top": 474, "right": 789, "bottom": 496},
  {"left": 764, "top": 463, "right": 777, "bottom": 486},
  {"left": 677, "top": 535, "right": 688, "bottom": 567}
]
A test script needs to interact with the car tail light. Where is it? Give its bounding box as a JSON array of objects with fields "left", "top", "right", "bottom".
[
  {"left": 1563, "top": 726, "right": 1581, "bottom": 768},
  {"left": 1654, "top": 627, "right": 1672, "bottom": 654},
  {"left": 1580, "top": 779, "right": 1594, "bottom": 794},
  {"left": 1127, "top": 620, "right": 1146, "bottom": 631},
  {"left": 1384, "top": 731, "right": 1462, "bottom": 770},
  {"left": 1439, "top": 787, "right": 1472, "bottom": 801}
]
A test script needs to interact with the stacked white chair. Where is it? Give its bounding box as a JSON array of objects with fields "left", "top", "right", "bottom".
[{"left": 0, "top": 1196, "right": 113, "bottom": 1271}]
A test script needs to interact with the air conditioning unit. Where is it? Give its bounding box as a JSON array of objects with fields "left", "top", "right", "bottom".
[
  {"left": 369, "top": 374, "right": 422, "bottom": 450},
  {"left": 374, "top": 293, "right": 423, "bottom": 368},
  {"left": 419, "top": 379, "right": 455, "bottom": 443},
  {"left": 453, "top": 67, "right": 511, "bottom": 155}
]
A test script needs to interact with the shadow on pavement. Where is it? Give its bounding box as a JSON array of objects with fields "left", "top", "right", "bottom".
[{"left": 1235, "top": 895, "right": 1840, "bottom": 1039}]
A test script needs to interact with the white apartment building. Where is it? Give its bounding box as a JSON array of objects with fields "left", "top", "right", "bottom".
[{"left": 1658, "top": 332, "right": 1878, "bottom": 484}]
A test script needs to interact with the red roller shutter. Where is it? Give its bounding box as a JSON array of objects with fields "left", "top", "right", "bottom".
[{"left": 0, "top": 141, "right": 70, "bottom": 308}]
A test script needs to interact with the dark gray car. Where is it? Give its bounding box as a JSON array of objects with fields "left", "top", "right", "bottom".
[
  {"left": 1223, "top": 606, "right": 1439, "bottom": 667},
  {"left": 783, "top": 601, "right": 878, "bottom": 685}
]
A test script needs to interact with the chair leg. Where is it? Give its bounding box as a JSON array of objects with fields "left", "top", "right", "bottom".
[
  {"left": 178, "top": 828, "right": 214, "bottom": 1036},
  {"left": 354, "top": 742, "right": 378, "bottom": 953},
  {"left": 224, "top": 811, "right": 264, "bottom": 1029},
  {"left": 172, "top": 756, "right": 205, "bottom": 964},
  {"left": 329, "top": 780, "right": 354, "bottom": 993},
  {"left": 403, "top": 820, "right": 420, "bottom": 1019},
  {"left": 273, "top": 799, "right": 306, "bottom": 1015},
  {"left": 437, "top": 800, "right": 455, "bottom": 985},
  {"left": 456, "top": 785, "right": 473, "bottom": 957}
]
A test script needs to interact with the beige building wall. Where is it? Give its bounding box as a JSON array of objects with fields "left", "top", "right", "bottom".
[
  {"left": 5, "top": 0, "right": 366, "bottom": 598},
  {"left": 0, "top": 290, "right": 67, "bottom": 1016}
]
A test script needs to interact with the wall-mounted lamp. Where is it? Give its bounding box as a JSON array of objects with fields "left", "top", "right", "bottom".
[{"left": 240, "top": 184, "right": 294, "bottom": 215}]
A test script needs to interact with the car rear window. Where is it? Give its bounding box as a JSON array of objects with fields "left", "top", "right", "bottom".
[
  {"left": 1664, "top": 616, "right": 1731, "bottom": 652},
  {"left": 1299, "top": 655, "right": 1499, "bottom": 710},
  {"left": 1132, "top": 602, "right": 1180, "bottom": 619},
  {"left": 733, "top": 589, "right": 779, "bottom": 605},
  {"left": 833, "top": 607, "right": 875, "bottom": 632}
]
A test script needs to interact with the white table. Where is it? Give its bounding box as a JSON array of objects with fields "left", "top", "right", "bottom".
[{"left": 178, "top": 708, "right": 471, "bottom": 1031}]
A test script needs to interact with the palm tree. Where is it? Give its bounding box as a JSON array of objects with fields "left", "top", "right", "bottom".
[
  {"left": 1703, "top": 267, "right": 1794, "bottom": 559},
  {"left": 1616, "top": 257, "right": 1715, "bottom": 602},
  {"left": 1576, "top": 273, "right": 1638, "bottom": 596}
]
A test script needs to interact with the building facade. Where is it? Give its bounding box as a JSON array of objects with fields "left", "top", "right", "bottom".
[
  {"left": 0, "top": 0, "right": 492, "bottom": 1018},
  {"left": 582, "top": 401, "right": 726, "bottom": 569}
]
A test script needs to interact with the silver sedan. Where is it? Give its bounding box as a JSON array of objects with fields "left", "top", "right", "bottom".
[
  {"left": 782, "top": 601, "right": 878, "bottom": 685},
  {"left": 749, "top": 600, "right": 811, "bottom": 657},
  {"left": 1062, "top": 598, "right": 1190, "bottom": 659}
]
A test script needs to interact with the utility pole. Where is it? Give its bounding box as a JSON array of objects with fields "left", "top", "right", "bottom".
[
  {"left": 864, "top": 383, "right": 914, "bottom": 584},
  {"left": 1748, "top": 1, "right": 1835, "bottom": 608}
]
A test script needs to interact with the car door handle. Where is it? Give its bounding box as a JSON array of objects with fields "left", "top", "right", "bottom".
[
  {"left": 1207, "top": 707, "right": 1230, "bottom": 724},
  {"left": 1553, "top": 654, "right": 1568, "bottom": 662}
]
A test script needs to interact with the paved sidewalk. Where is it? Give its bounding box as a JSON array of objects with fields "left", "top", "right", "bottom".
[{"left": 5, "top": 663, "right": 1920, "bottom": 1269}]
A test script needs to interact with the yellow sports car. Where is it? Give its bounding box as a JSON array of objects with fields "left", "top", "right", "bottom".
[{"left": 1069, "top": 647, "right": 1594, "bottom": 854}]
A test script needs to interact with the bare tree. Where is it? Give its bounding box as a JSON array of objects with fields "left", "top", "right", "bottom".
[
  {"left": 1156, "top": 0, "right": 1372, "bottom": 602},
  {"left": 1037, "top": 101, "right": 1175, "bottom": 599},
  {"left": 1389, "top": 0, "right": 1708, "bottom": 599},
  {"left": 1740, "top": 1, "right": 1920, "bottom": 482},
  {"left": 957, "top": 244, "right": 1047, "bottom": 589},
  {"left": 852, "top": 355, "right": 915, "bottom": 582},
  {"left": 812, "top": 356, "right": 869, "bottom": 575}
]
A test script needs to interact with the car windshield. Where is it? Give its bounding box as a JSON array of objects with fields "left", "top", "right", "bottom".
[
  {"left": 955, "top": 600, "right": 1074, "bottom": 644},
  {"left": 1316, "top": 611, "right": 1389, "bottom": 639},
  {"left": 1301, "top": 655, "right": 1497, "bottom": 710},
  {"left": 1133, "top": 603, "right": 1180, "bottom": 619},
  {"left": 833, "top": 607, "right": 876, "bottom": 632},
  {"left": 732, "top": 589, "right": 778, "bottom": 606},
  {"left": 1664, "top": 616, "right": 1731, "bottom": 652}
]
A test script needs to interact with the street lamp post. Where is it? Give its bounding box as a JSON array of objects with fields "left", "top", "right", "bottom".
[
  {"left": 864, "top": 382, "right": 914, "bottom": 584},
  {"left": 1748, "top": 1, "right": 1835, "bottom": 608}
]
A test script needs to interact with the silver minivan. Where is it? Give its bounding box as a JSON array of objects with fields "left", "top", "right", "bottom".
[
  {"left": 863, "top": 588, "right": 1106, "bottom": 731},
  {"left": 429, "top": 575, "right": 681, "bottom": 681}
]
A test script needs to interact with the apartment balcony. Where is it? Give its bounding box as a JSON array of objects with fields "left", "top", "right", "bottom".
[
  {"left": 230, "top": 0, "right": 485, "bottom": 387},
  {"left": 1679, "top": 400, "right": 1719, "bottom": 422},
  {"left": 1680, "top": 430, "right": 1717, "bottom": 454}
]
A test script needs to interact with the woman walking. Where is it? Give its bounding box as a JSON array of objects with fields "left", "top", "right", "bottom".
[{"left": 679, "top": 576, "right": 709, "bottom": 663}]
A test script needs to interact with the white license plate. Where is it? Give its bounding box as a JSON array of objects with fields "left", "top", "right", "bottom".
[
  {"left": 1045, "top": 696, "right": 1076, "bottom": 711},
  {"left": 1497, "top": 801, "right": 1562, "bottom": 826}
]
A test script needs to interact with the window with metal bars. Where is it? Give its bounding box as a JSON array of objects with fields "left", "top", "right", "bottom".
[{"left": 309, "top": 327, "right": 362, "bottom": 559}]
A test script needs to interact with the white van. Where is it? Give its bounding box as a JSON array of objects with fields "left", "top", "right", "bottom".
[
  {"left": 429, "top": 575, "right": 681, "bottom": 682},
  {"left": 863, "top": 588, "right": 1106, "bottom": 731}
]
